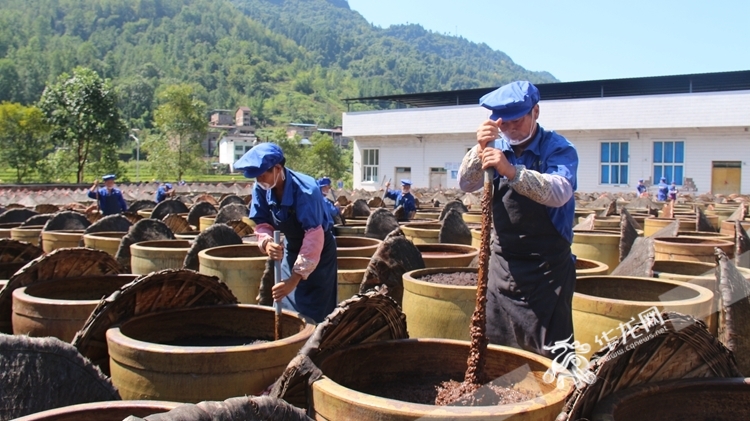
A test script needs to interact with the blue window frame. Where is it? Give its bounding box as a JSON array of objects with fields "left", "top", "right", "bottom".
[
  {"left": 653, "top": 141, "right": 685, "bottom": 185},
  {"left": 600, "top": 142, "right": 628, "bottom": 184}
]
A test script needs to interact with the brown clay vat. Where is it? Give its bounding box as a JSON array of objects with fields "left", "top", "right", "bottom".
[
  {"left": 414, "top": 211, "right": 441, "bottom": 220},
  {"left": 653, "top": 237, "right": 733, "bottom": 263},
  {"left": 11, "top": 400, "right": 181, "bottom": 421},
  {"left": 470, "top": 228, "right": 480, "bottom": 248},
  {"left": 573, "top": 276, "right": 714, "bottom": 360},
  {"left": 402, "top": 267, "right": 477, "bottom": 341},
  {"left": 571, "top": 231, "right": 620, "bottom": 275},
  {"left": 130, "top": 240, "right": 191, "bottom": 275},
  {"left": 41, "top": 230, "right": 85, "bottom": 253},
  {"left": 720, "top": 219, "right": 750, "bottom": 237},
  {"left": 198, "top": 244, "right": 266, "bottom": 304},
  {"left": 10, "top": 226, "right": 43, "bottom": 246},
  {"left": 651, "top": 260, "right": 750, "bottom": 336},
  {"left": 416, "top": 243, "right": 478, "bottom": 268},
  {"left": 12, "top": 275, "right": 138, "bottom": 342},
  {"left": 575, "top": 258, "right": 609, "bottom": 276},
  {"left": 311, "top": 339, "right": 572, "bottom": 420},
  {"left": 0, "top": 222, "right": 21, "bottom": 238},
  {"left": 678, "top": 231, "right": 734, "bottom": 243},
  {"left": 335, "top": 236, "right": 381, "bottom": 258},
  {"left": 83, "top": 232, "right": 127, "bottom": 256},
  {"left": 334, "top": 222, "right": 366, "bottom": 237},
  {"left": 107, "top": 304, "right": 315, "bottom": 402},
  {"left": 461, "top": 211, "right": 481, "bottom": 224},
  {"left": 705, "top": 208, "right": 737, "bottom": 227},
  {"left": 643, "top": 217, "right": 694, "bottom": 236},
  {"left": 337, "top": 257, "right": 369, "bottom": 301},
  {"left": 578, "top": 216, "right": 620, "bottom": 230},
  {"left": 199, "top": 216, "right": 216, "bottom": 231},
  {"left": 401, "top": 223, "right": 442, "bottom": 244},
  {"left": 174, "top": 231, "right": 200, "bottom": 240}
]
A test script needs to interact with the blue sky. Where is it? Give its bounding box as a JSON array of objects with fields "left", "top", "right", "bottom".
[{"left": 346, "top": 0, "right": 750, "bottom": 82}]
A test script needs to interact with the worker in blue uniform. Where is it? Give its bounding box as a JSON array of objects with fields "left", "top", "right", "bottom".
[
  {"left": 668, "top": 182, "right": 678, "bottom": 201},
  {"left": 656, "top": 177, "right": 669, "bottom": 201},
  {"left": 235, "top": 143, "right": 337, "bottom": 323},
  {"left": 636, "top": 179, "right": 647, "bottom": 196},
  {"left": 317, "top": 177, "right": 341, "bottom": 221},
  {"left": 384, "top": 179, "right": 417, "bottom": 219},
  {"left": 155, "top": 183, "right": 174, "bottom": 203},
  {"left": 88, "top": 174, "right": 128, "bottom": 216},
  {"left": 458, "top": 81, "right": 579, "bottom": 363}
]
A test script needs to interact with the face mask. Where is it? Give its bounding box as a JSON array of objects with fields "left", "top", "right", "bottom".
[
  {"left": 501, "top": 115, "right": 536, "bottom": 146},
  {"left": 257, "top": 168, "right": 285, "bottom": 190}
]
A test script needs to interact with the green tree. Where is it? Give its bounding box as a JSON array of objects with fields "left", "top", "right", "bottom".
[
  {"left": 0, "top": 102, "right": 50, "bottom": 183},
  {"left": 0, "top": 60, "right": 21, "bottom": 103},
  {"left": 309, "top": 132, "right": 346, "bottom": 179},
  {"left": 38, "top": 67, "right": 127, "bottom": 183},
  {"left": 148, "top": 84, "right": 207, "bottom": 181}
]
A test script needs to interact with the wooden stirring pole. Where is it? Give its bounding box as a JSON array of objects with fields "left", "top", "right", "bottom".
[
  {"left": 273, "top": 230, "right": 282, "bottom": 341},
  {"left": 463, "top": 167, "right": 494, "bottom": 386}
]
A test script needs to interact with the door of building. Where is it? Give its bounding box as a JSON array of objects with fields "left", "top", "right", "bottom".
[
  {"left": 429, "top": 168, "right": 447, "bottom": 189},
  {"left": 394, "top": 167, "right": 411, "bottom": 186},
  {"left": 711, "top": 161, "right": 741, "bottom": 195}
]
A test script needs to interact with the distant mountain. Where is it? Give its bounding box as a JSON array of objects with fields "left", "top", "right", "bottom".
[{"left": 0, "top": 0, "right": 557, "bottom": 128}]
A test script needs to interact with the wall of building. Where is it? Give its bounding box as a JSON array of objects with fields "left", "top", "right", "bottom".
[
  {"left": 353, "top": 134, "right": 476, "bottom": 190},
  {"left": 559, "top": 127, "right": 750, "bottom": 194},
  {"left": 346, "top": 91, "right": 750, "bottom": 194}
]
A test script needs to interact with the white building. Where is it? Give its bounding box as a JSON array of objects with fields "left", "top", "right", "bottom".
[
  {"left": 218, "top": 135, "right": 258, "bottom": 171},
  {"left": 344, "top": 71, "right": 750, "bottom": 195}
]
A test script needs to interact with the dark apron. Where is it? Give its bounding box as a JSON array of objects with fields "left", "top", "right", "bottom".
[
  {"left": 276, "top": 208, "right": 338, "bottom": 324},
  {"left": 486, "top": 178, "right": 576, "bottom": 360},
  {"left": 101, "top": 193, "right": 121, "bottom": 216}
]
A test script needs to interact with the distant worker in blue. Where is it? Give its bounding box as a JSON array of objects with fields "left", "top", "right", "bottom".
[
  {"left": 668, "top": 181, "right": 678, "bottom": 201},
  {"left": 317, "top": 177, "right": 341, "bottom": 220},
  {"left": 458, "top": 80, "right": 579, "bottom": 362},
  {"left": 636, "top": 179, "right": 647, "bottom": 197},
  {"left": 383, "top": 179, "right": 417, "bottom": 219},
  {"left": 657, "top": 177, "right": 669, "bottom": 201},
  {"left": 235, "top": 143, "right": 337, "bottom": 323},
  {"left": 155, "top": 182, "right": 175, "bottom": 203},
  {"left": 88, "top": 174, "right": 128, "bottom": 216}
]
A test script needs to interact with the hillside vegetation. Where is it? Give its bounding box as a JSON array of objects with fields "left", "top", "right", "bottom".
[{"left": 0, "top": 0, "right": 556, "bottom": 128}]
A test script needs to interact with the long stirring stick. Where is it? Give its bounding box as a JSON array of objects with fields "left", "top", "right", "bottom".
[
  {"left": 273, "top": 230, "right": 282, "bottom": 341},
  {"left": 463, "top": 167, "right": 494, "bottom": 386}
]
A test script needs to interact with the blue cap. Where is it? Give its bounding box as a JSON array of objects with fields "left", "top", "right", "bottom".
[
  {"left": 165, "top": 183, "right": 172, "bottom": 189},
  {"left": 102, "top": 174, "right": 116, "bottom": 181},
  {"left": 401, "top": 179, "right": 412, "bottom": 186},
  {"left": 317, "top": 177, "right": 331, "bottom": 187},
  {"left": 480, "top": 81, "right": 540, "bottom": 122},
  {"left": 234, "top": 143, "right": 285, "bottom": 178},
  {"left": 639, "top": 179, "right": 644, "bottom": 182},
  {"left": 660, "top": 177, "right": 667, "bottom": 182}
]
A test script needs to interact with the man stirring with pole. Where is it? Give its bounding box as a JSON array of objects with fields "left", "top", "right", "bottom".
[
  {"left": 235, "top": 143, "right": 337, "bottom": 324},
  {"left": 458, "top": 81, "right": 579, "bottom": 360}
]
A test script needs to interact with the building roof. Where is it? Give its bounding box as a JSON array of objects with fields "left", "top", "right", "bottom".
[
  {"left": 344, "top": 70, "right": 750, "bottom": 109},
  {"left": 219, "top": 134, "right": 257, "bottom": 143},
  {"left": 343, "top": 89, "right": 750, "bottom": 137}
]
